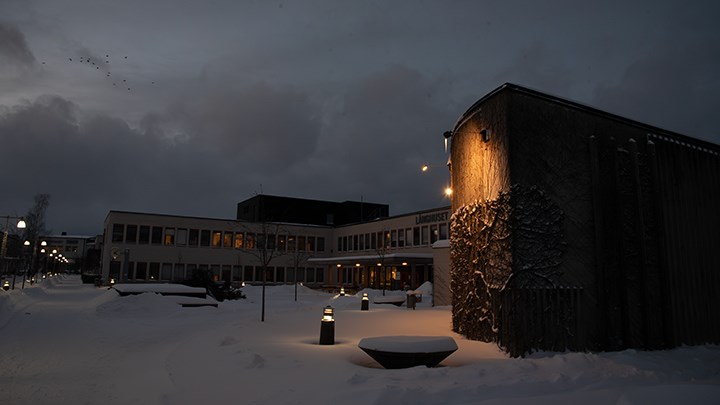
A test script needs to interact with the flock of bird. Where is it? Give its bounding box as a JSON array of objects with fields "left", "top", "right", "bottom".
[{"left": 66, "top": 53, "right": 155, "bottom": 92}]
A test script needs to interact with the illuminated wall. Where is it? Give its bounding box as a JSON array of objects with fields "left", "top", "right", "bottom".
[{"left": 449, "top": 83, "right": 720, "bottom": 356}]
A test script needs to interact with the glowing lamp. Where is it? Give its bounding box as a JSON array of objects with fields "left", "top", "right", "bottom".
[
  {"left": 340, "top": 287, "right": 345, "bottom": 296},
  {"left": 361, "top": 292, "right": 369, "bottom": 311},
  {"left": 319, "top": 305, "right": 335, "bottom": 345},
  {"left": 2, "top": 280, "right": 9, "bottom": 291},
  {"left": 322, "top": 305, "right": 334, "bottom": 322}
]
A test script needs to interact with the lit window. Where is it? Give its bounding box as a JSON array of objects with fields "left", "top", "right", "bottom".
[
  {"left": 164, "top": 228, "right": 175, "bottom": 246},
  {"left": 212, "top": 231, "right": 222, "bottom": 247}
]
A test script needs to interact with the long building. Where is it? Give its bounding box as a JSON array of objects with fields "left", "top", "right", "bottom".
[{"left": 101, "top": 195, "right": 451, "bottom": 304}]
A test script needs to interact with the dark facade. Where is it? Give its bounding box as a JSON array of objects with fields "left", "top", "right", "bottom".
[
  {"left": 236, "top": 195, "right": 389, "bottom": 226},
  {"left": 449, "top": 83, "right": 720, "bottom": 356}
]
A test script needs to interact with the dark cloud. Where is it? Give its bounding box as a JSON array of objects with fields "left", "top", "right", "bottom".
[
  {"left": 305, "top": 66, "right": 455, "bottom": 211},
  {"left": 1, "top": 0, "right": 719, "bottom": 235},
  {"left": 0, "top": 21, "right": 36, "bottom": 68},
  {"left": 591, "top": 3, "right": 720, "bottom": 143},
  {"left": 164, "top": 82, "right": 322, "bottom": 174}
]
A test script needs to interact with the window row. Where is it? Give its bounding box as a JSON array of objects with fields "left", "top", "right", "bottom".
[
  {"left": 111, "top": 223, "right": 326, "bottom": 252},
  {"left": 107, "top": 261, "right": 326, "bottom": 284},
  {"left": 336, "top": 223, "right": 448, "bottom": 252}
]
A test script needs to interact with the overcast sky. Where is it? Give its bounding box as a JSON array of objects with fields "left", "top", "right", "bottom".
[{"left": 1, "top": 0, "right": 719, "bottom": 236}]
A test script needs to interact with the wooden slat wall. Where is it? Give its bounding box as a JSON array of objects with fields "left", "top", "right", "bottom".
[{"left": 649, "top": 135, "right": 720, "bottom": 346}]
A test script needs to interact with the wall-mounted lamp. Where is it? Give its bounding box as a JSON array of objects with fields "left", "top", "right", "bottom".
[
  {"left": 481, "top": 128, "right": 490, "bottom": 142},
  {"left": 443, "top": 131, "right": 453, "bottom": 152}
]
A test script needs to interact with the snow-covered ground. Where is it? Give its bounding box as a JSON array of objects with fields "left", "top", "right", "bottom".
[{"left": 1, "top": 275, "right": 718, "bottom": 405}]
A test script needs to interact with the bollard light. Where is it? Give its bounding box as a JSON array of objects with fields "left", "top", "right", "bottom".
[
  {"left": 339, "top": 287, "right": 345, "bottom": 296},
  {"left": 319, "top": 305, "right": 335, "bottom": 345},
  {"left": 361, "top": 292, "right": 369, "bottom": 311},
  {"left": 322, "top": 305, "right": 334, "bottom": 322},
  {"left": 241, "top": 281, "right": 245, "bottom": 287},
  {"left": 2, "top": 280, "right": 9, "bottom": 291},
  {"left": 110, "top": 278, "right": 116, "bottom": 285}
]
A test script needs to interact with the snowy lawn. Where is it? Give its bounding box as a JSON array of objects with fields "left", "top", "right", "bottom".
[{"left": 1, "top": 275, "right": 719, "bottom": 404}]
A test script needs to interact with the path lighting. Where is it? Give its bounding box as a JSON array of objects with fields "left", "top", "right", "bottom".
[
  {"left": 1, "top": 217, "right": 26, "bottom": 277},
  {"left": 339, "top": 287, "right": 345, "bottom": 296},
  {"left": 361, "top": 292, "right": 369, "bottom": 311},
  {"left": 2, "top": 280, "right": 9, "bottom": 291},
  {"left": 23, "top": 240, "right": 30, "bottom": 246},
  {"left": 319, "top": 305, "right": 335, "bottom": 345},
  {"left": 110, "top": 278, "right": 116, "bottom": 285}
]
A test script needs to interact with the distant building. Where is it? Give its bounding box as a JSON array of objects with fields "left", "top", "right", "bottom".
[
  {"left": 41, "top": 233, "right": 101, "bottom": 274},
  {"left": 101, "top": 195, "right": 451, "bottom": 303},
  {"left": 449, "top": 83, "right": 720, "bottom": 356}
]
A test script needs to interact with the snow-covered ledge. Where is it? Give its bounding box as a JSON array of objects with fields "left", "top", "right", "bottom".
[{"left": 358, "top": 336, "right": 458, "bottom": 369}]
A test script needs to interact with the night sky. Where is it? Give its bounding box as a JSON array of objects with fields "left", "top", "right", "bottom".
[{"left": 1, "top": 0, "right": 718, "bottom": 236}]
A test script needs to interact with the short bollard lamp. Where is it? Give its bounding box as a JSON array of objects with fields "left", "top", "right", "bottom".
[
  {"left": 2, "top": 280, "right": 9, "bottom": 291},
  {"left": 339, "top": 287, "right": 345, "bottom": 296},
  {"left": 361, "top": 292, "right": 369, "bottom": 311},
  {"left": 319, "top": 305, "right": 335, "bottom": 345}
]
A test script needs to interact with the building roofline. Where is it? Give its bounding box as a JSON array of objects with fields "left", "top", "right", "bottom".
[
  {"left": 104, "top": 210, "right": 334, "bottom": 228},
  {"left": 453, "top": 82, "right": 719, "bottom": 150},
  {"left": 238, "top": 193, "right": 388, "bottom": 208},
  {"left": 334, "top": 205, "right": 451, "bottom": 228},
  {"left": 107, "top": 204, "right": 451, "bottom": 229}
]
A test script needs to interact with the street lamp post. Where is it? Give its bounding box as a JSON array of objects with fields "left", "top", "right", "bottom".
[{"left": 1, "top": 216, "right": 26, "bottom": 276}]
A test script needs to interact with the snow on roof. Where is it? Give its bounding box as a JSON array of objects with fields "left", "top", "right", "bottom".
[{"left": 432, "top": 239, "right": 449, "bottom": 248}]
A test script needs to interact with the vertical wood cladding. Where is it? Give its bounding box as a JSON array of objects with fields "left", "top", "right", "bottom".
[{"left": 450, "top": 84, "right": 720, "bottom": 356}]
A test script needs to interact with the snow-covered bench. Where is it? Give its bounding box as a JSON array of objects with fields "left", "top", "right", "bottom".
[
  {"left": 112, "top": 284, "right": 218, "bottom": 307},
  {"left": 358, "top": 336, "right": 458, "bottom": 369},
  {"left": 112, "top": 283, "right": 207, "bottom": 298},
  {"left": 372, "top": 295, "right": 407, "bottom": 306}
]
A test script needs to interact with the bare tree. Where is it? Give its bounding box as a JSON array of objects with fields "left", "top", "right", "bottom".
[
  {"left": 374, "top": 229, "right": 390, "bottom": 295},
  {"left": 241, "top": 221, "right": 286, "bottom": 322},
  {"left": 288, "top": 245, "right": 311, "bottom": 302},
  {"left": 24, "top": 193, "right": 50, "bottom": 244},
  {"left": 14, "top": 194, "right": 50, "bottom": 289}
]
